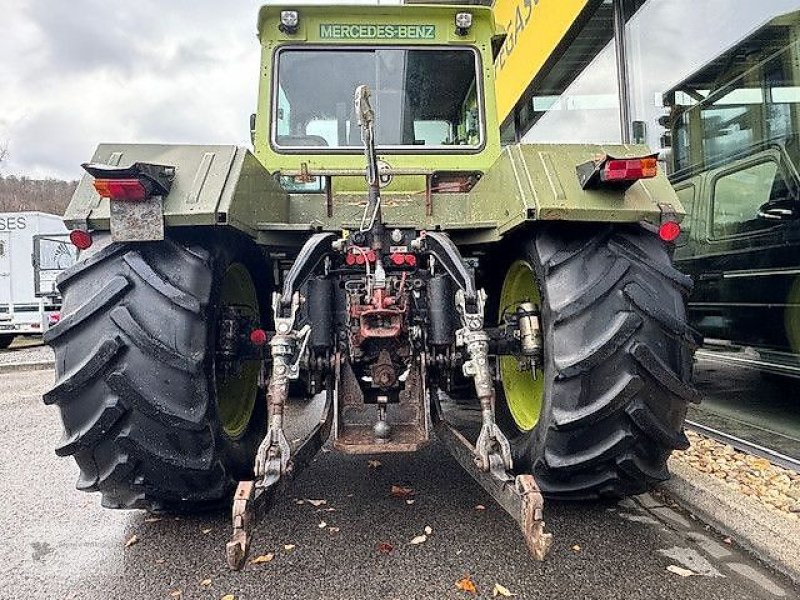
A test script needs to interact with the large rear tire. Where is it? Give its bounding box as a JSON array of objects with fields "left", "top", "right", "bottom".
[
  {"left": 0, "top": 335, "right": 14, "bottom": 349},
  {"left": 44, "top": 234, "right": 269, "bottom": 511},
  {"left": 493, "top": 224, "right": 700, "bottom": 499}
]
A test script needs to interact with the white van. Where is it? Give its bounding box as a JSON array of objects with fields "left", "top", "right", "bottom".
[{"left": 0, "top": 212, "right": 77, "bottom": 348}]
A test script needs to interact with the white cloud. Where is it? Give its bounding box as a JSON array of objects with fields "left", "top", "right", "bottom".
[{"left": 0, "top": 0, "right": 398, "bottom": 180}]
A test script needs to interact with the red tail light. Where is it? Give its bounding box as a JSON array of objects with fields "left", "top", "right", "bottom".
[
  {"left": 69, "top": 229, "right": 93, "bottom": 250},
  {"left": 658, "top": 221, "right": 681, "bottom": 242},
  {"left": 93, "top": 178, "right": 148, "bottom": 201},
  {"left": 250, "top": 329, "right": 268, "bottom": 346},
  {"left": 602, "top": 158, "right": 658, "bottom": 183}
]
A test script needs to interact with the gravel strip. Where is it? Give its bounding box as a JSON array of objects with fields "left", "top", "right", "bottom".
[
  {"left": 673, "top": 430, "right": 800, "bottom": 522},
  {"left": 0, "top": 344, "right": 54, "bottom": 367}
]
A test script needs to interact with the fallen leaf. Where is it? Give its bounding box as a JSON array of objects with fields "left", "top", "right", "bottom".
[
  {"left": 307, "top": 499, "right": 327, "bottom": 507},
  {"left": 666, "top": 565, "right": 695, "bottom": 577},
  {"left": 723, "top": 537, "right": 732, "bottom": 545},
  {"left": 221, "top": 596, "right": 235, "bottom": 600},
  {"left": 493, "top": 583, "right": 515, "bottom": 597},
  {"left": 144, "top": 517, "right": 161, "bottom": 524},
  {"left": 409, "top": 534, "right": 428, "bottom": 545},
  {"left": 368, "top": 460, "right": 382, "bottom": 469},
  {"left": 377, "top": 542, "right": 394, "bottom": 555},
  {"left": 283, "top": 544, "right": 296, "bottom": 552},
  {"left": 200, "top": 579, "right": 212, "bottom": 587},
  {"left": 424, "top": 526, "right": 433, "bottom": 535},
  {"left": 571, "top": 544, "right": 582, "bottom": 553},
  {"left": 202, "top": 528, "right": 212, "bottom": 534},
  {"left": 155, "top": 558, "right": 165, "bottom": 565},
  {"left": 456, "top": 576, "right": 478, "bottom": 595},
  {"left": 124, "top": 535, "right": 139, "bottom": 548},
  {"left": 250, "top": 554, "right": 274, "bottom": 565},
  {"left": 406, "top": 499, "right": 415, "bottom": 505},
  {"left": 318, "top": 521, "right": 327, "bottom": 529},
  {"left": 169, "top": 591, "right": 182, "bottom": 599},
  {"left": 328, "top": 527, "right": 340, "bottom": 534},
  {"left": 475, "top": 505, "right": 486, "bottom": 511},
  {"left": 295, "top": 499, "right": 306, "bottom": 505},
  {"left": 391, "top": 485, "right": 415, "bottom": 498}
]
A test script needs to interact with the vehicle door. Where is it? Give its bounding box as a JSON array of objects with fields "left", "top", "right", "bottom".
[{"left": 681, "top": 147, "right": 800, "bottom": 351}]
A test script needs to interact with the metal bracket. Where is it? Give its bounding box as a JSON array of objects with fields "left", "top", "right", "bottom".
[{"left": 455, "top": 289, "right": 513, "bottom": 473}]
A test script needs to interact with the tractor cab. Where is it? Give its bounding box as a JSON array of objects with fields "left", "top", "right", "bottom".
[{"left": 253, "top": 5, "right": 502, "bottom": 199}]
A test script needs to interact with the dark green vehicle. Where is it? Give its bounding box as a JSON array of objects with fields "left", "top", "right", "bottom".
[{"left": 669, "top": 10, "right": 800, "bottom": 375}]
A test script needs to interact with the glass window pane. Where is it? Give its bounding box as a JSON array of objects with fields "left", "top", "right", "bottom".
[
  {"left": 519, "top": 0, "right": 620, "bottom": 144},
  {"left": 712, "top": 161, "right": 782, "bottom": 238},
  {"left": 274, "top": 48, "right": 482, "bottom": 150}
]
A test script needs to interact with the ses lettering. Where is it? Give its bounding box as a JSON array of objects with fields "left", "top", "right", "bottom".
[{"left": 0, "top": 216, "right": 27, "bottom": 231}]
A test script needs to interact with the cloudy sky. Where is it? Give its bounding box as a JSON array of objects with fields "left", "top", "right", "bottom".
[{"left": 0, "top": 0, "right": 396, "bottom": 181}]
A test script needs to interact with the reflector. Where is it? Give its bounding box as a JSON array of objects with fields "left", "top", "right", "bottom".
[
  {"left": 69, "top": 229, "right": 93, "bottom": 250},
  {"left": 658, "top": 221, "right": 681, "bottom": 242}
]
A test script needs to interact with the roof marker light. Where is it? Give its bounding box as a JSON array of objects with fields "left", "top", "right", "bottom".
[
  {"left": 455, "top": 12, "right": 473, "bottom": 36},
  {"left": 280, "top": 10, "right": 300, "bottom": 34}
]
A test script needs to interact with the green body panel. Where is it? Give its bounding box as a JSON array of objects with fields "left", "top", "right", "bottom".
[
  {"left": 65, "top": 144, "right": 289, "bottom": 235},
  {"left": 62, "top": 4, "right": 684, "bottom": 245}
]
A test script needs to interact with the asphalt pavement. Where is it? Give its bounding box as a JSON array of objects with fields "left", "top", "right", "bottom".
[{"left": 1, "top": 367, "right": 797, "bottom": 600}]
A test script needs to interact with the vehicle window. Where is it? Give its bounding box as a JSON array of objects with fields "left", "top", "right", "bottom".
[
  {"left": 711, "top": 161, "right": 786, "bottom": 238},
  {"left": 274, "top": 47, "right": 482, "bottom": 151},
  {"left": 674, "top": 183, "right": 695, "bottom": 237}
]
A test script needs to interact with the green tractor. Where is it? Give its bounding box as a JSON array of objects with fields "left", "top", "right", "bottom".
[{"left": 44, "top": 4, "right": 699, "bottom": 568}]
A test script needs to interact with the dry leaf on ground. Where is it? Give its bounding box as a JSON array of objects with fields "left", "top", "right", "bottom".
[
  {"left": 201, "top": 528, "right": 212, "bottom": 534},
  {"left": 283, "top": 544, "right": 296, "bottom": 552},
  {"left": 409, "top": 535, "right": 427, "bottom": 545},
  {"left": 456, "top": 576, "right": 478, "bottom": 595},
  {"left": 307, "top": 499, "right": 327, "bottom": 507},
  {"left": 368, "top": 460, "right": 382, "bottom": 469},
  {"left": 328, "top": 527, "right": 340, "bottom": 534},
  {"left": 377, "top": 542, "right": 394, "bottom": 554},
  {"left": 200, "top": 579, "right": 212, "bottom": 587},
  {"left": 124, "top": 535, "right": 139, "bottom": 548},
  {"left": 318, "top": 521, "right": 327, "bottom": 529},
  {"left": 169, "top": 590, "right": 182, "bottom": 599},
  {"left": 250, "top": 554, "right": 275, "bottom": 565},
  {"left": 391, "top": 485, "right": 415, "bottom": 498},
  {"left": 493, "top": 583, "right": 515, "bottom": 597},
  {"left": 571, "top": 544, "right": 582, "bottom": 553},
  {"left": 475, "top": 505, "right": 486, "bottom": 511},
  {"left": 406, "top": 499, "right": 415, "bottom": 505},
  {"left": 424, "top": 526, "right": 433, "bottom": 535},
  {"left": 666, "top": 565, "right": 695, "bottom": 577},
  {"left": 144, "top": 517, "right": 161, "bottom": 524},
  {"left": 221, "top": 595, "right": 235, "bottom": 600}
]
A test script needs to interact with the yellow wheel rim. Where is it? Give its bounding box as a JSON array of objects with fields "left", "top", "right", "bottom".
[
  {"left": 216, "top": 263, "right": 260, "bottom": 439},
  {"left": 498, "top": 260, "right": 544, "bottom": 432}
]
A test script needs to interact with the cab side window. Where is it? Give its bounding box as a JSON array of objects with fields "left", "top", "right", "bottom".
[{"left": 711, "top": 161, "right": 785, "bottom": 238}]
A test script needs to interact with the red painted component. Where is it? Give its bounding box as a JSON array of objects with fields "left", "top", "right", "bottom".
[
  {"left": 366, "top": 250, "right": 376, "bottom": 263},
  {"left": 345, "top": 253, "right": 356, "bottom": 266},
  {"left": 93, "top": 178, "right": 149, "bottom": 201},
  {"left": 658, "top": 221, "right": 681, "bottom": 242},
  {"left": 390, "top": 253, "right": 405, "bottom": 266},
  {"left": 404, "top": 254, "right": 417, "bottom": 267},
  {"left": 48, "top": 313, "right": 61, "bottom": 326},
  {"left": 250, "top": 329, "right": 268, "bottom": 346},
  {"left": 602, "top": 157, "right": 657, "bottom": 182},
  {"left": 69, "top": 229, "right": 93, "bottom": 250},
  {"left": 355, "top": 253, "right": 366, "bottom": 265}
]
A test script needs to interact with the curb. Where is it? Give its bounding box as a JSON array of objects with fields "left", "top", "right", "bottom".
[
  {"left": 659, "top": 458, "right": 800, "bottom": 587},
  {"left": 0, "top": 361, "right": 55, "bottom": 375}
]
